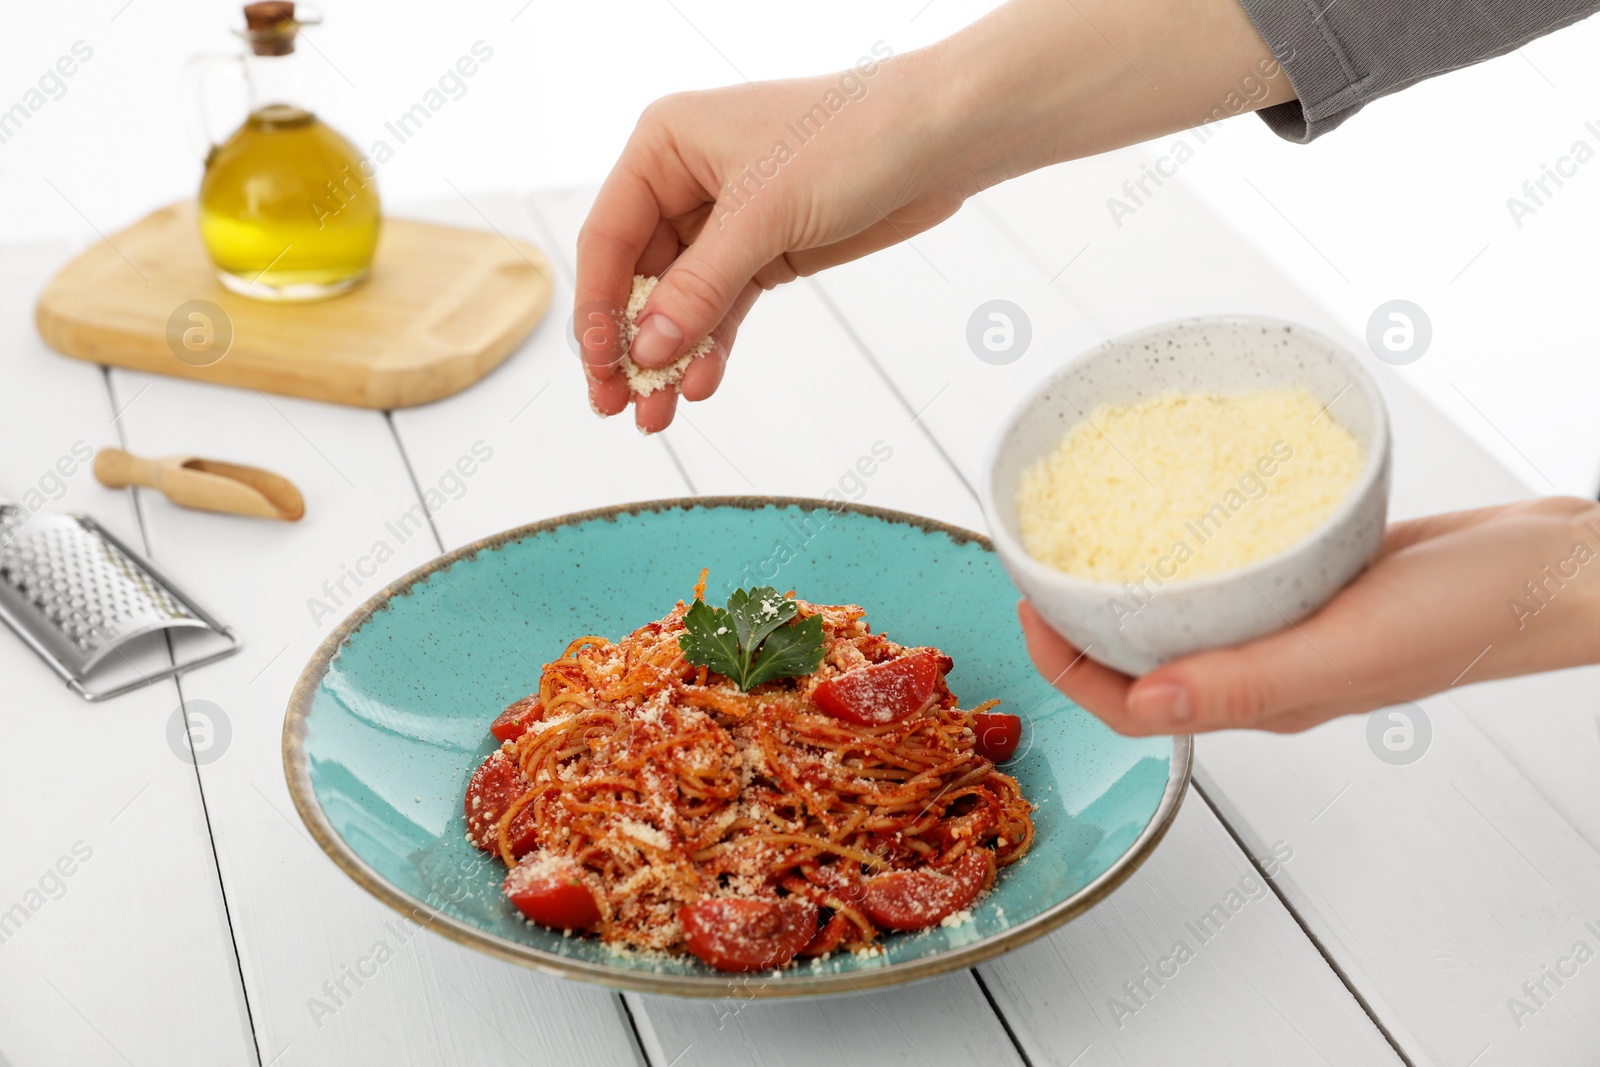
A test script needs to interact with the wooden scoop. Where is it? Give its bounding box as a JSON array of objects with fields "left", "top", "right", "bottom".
[{"left": 94, "top": 448, "right": 305, "bottom": 521}]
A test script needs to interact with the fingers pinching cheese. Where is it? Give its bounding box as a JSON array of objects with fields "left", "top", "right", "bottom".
[{"left": 621, "top": 275, "right": 717, "bottom": 396}]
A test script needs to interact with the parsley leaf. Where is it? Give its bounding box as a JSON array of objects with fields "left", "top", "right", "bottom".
[
  {"left": 679, "top": 585, "right": 824, "bottom": 691},
  {"left": 727, "top": 586, "right": 798, "bottom": 652},
  {"left": 678, "top": 599, "right": 743, "bottom": 681},
  {"left": 743, "top": 614, "right": 825, "bottom": 690}
]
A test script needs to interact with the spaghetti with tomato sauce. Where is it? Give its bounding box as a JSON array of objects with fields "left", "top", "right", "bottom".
[{"left": 464, "top": 574, "right": 1033, "bottom": 972}]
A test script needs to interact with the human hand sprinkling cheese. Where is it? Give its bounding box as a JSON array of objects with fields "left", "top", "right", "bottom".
[
  {"left": 1019, "top": 499, "right": 1600, "bottom": 736},
  {"left": 573, "top": 61, "right": 963, "bottom": 433},
  {"left": 573, "top": 0, "right": 1301, "bottom": 432},
  {"left": 577, "top": 0, "right": 1586, "bottom": 433}
]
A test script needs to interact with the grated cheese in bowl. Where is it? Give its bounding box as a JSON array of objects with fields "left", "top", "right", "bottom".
[
  {"left": 984, "top": 316, "right": 1391, "bottom": 675},
  {"left": 1017, "top": 388, "right": 1363, "bottom": 583},
  {"left": 619, "top": 275, "right": 716, "bottom": 397}
]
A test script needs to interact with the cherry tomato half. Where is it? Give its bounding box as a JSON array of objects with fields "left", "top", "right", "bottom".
[
  {"left": 679, "top": 898, "right": 819, "bottom": 972},
  {"left": 812, "top": 652, "right": 939, "bottom": 726},
  {"left": 862, "top": 850, "right": 990, "bottom": 931},
  {"left": 972, "top": 712, "right": 1022, "bottom": 763},
  {"left": 491, "top": 696, "right": 542, "bottom": 742},
  {"left": 504, "top": 857, "right": 602, "bottom": 931},
  {"left": 464, "top": 754, "right": 538, "bottom": 857}
]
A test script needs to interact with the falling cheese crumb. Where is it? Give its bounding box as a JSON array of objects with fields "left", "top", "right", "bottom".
[
  {"left": 620, "top": 275, "right": 715, "bottom": 397},
  {"left": 1017, "top": 388, "right": 1362, "bottom": 583}
]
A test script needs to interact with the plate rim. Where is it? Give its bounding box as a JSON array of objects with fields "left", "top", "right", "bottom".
[{"left": 283, "top": 495, "right": 1193, "bottom": 998}]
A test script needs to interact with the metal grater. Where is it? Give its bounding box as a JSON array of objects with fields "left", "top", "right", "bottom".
[{"left": 0, "top": 502, "right": 239, "bottom": 701}]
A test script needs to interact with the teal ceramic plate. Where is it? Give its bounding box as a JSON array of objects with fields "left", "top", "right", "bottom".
[{"left": 284, "top": 499, "right": 1190, "bottom": 997}]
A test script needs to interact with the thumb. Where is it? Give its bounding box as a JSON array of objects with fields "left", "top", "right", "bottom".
[
  {"left": 1125, "top": 628, "right": 1342, "bottom": 733},
  {"left": 629, "top": 207, "right": 789, "bottom": 369}
]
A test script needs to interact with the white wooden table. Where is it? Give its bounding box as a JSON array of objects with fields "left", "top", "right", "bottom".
[{"left": 4, "top": 160, "right": 1599, "bottom": 1067}]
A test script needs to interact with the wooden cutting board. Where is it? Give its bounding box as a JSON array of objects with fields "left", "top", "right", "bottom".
[{"left": 35, "top": 201, "right": 554, "bottom": 409}]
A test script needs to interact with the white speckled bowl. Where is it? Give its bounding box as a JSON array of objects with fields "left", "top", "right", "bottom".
[{"left": 983, "top": 316, "right": 1391, "bottom": 676}]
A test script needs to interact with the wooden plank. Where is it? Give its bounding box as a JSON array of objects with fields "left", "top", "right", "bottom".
[
  {"left": 0, "top": 243, "right": 257, "bottom": 1066},
  {"left": 625, "top": 976, "right": 1026, "bottom": 1067},
  {"left": 1197, "top": 704, "right": 1600, "bottom": 1066},
  {"left": 95, "top": 223, "right": 644, "bottom": 1064},
  {"left": 923, "top": 160, "right": 1600, "bottom": 1064},
  {"left": 1452, "top": 667, "right": 1600, "bottom": 855},
  {"left": 979, "top": 796, "right": 1401, "bottom": 1066}
]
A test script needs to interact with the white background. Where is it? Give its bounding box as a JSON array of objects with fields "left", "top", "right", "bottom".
[{"left": 3, "top": 0, "right": 1597, "bottom": 498}]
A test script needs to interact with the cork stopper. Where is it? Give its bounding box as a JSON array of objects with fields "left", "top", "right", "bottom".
[{"left": 243, "top": 2, "right": 297, "bottom": 56}]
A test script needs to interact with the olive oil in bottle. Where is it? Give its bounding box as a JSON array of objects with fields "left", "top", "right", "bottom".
[{"left": 197, "top": 3, "right": 379, "bottom": 301}]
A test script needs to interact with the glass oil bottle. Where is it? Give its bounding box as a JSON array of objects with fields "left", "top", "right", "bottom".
[{"left": 195, "top": 2, "right": 380, "bottom": 300}]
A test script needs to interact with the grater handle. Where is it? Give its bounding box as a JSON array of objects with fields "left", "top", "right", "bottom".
[{"left": 93, "top": 447, "right": 163, "bottom": 490}]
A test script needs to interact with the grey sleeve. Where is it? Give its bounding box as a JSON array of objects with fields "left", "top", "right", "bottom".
[{"left": 1235, "top": 0, "right": 1600, "bottom": 141}]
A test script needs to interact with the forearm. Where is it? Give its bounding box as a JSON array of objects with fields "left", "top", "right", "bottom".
[
  {"left": 903, "top": 0, "right": 1294, "bottom": 194},
  {"left": 896, "top": 0, "right": 1600, "bottom": 187}
]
